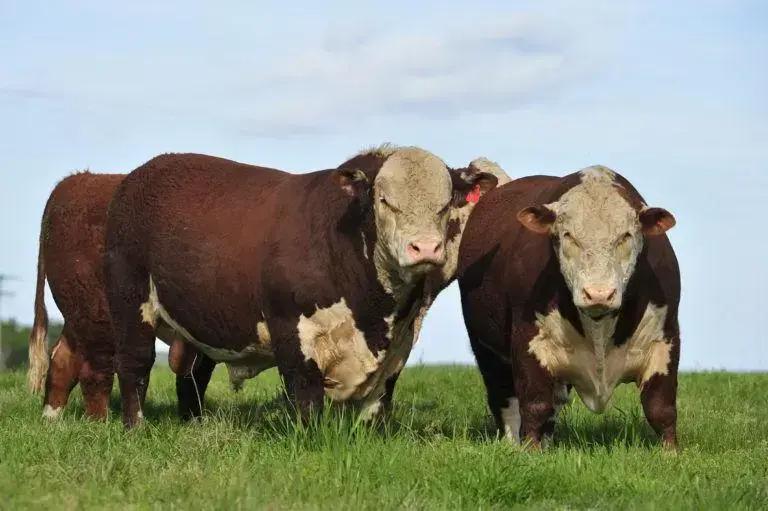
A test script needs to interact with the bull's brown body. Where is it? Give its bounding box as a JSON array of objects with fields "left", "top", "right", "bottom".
[
  {"left": 104, "top": 150, "right": 496, "bottom": 427},
  {"left": 458, "top": 171, "right": 680, "bottom": 448}
]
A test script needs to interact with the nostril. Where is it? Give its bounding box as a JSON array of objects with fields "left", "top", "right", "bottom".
[
  {"left": 434, "top": 241, "right": 444, "bottom": 254},
  {"left": 607, "top": 289, "right": 617, "bottom": 301},
  {"left": 408, "top": 242, "right": 421, "bottom": 254},
  {"left": 582, "top": 288, "right": 592, "bottom": 301}
]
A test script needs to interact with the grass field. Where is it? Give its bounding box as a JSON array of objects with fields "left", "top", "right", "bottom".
[{"left": 0, "top": 366, "right": 766, "bottom": 510}]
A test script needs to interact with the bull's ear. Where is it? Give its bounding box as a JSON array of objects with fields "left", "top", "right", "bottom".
[
  {"left": 640, "top": 207, "right": 676, "bottom": 236},
  {"left": 334, "top": 168, "right": 370, "bottom": 199},
  {"left": 451, "top": 169, "right": 499, "bottom": 207},
  {"left": 517, "top": 205, "right": 556, "bottom": 234}
]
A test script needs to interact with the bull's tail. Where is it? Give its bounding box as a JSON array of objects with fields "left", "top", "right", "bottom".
[{"left": 27, "top": 222, "right": 49, "bottom": 394}]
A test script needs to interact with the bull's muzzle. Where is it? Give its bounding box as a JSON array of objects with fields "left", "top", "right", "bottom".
[
  {"left": 405, "top": 238, "right": 445, "bottom": 266},
  {"left": 579, "top": 285, "right": 620, "bottom": 318}
]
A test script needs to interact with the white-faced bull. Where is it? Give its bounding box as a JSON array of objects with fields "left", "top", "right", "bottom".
[
  {"left": 105, "top": 146, "right": 501, "bottom": 428},
  {"left": 458, "top": 165, "right": 680, "bottom": 449}
]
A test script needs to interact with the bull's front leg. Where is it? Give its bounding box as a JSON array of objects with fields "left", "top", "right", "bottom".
[
  {"left": 354, "top": 371, "right": 401, "bottom": 423},
  {"left": 372, "top": 370, "right": 402, "bottom": 418},
  {"left": 640, "top": 340, "right": 679, "bottom": 450},
  {"left": 515, "top": 351, "right": 557, "bottom": 449},
  {"left": 270, "top": 317, "right": 325, "bottom": 423}
]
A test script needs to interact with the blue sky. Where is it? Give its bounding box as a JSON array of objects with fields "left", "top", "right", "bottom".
[{"left": 1, "top": 1, "right": 766, "bottom": 370}]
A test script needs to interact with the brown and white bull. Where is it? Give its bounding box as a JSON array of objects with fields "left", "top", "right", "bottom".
[
  {"left": 105, "top": 146, "right": 501, "bottom": 427},
  {"left": 27, "top": 173, "right": 199, "bottom": 420},
  {"left": 458, "top": 166, "right": 680, "bottom": 449}
]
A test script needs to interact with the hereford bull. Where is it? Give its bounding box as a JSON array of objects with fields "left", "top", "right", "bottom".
[
  {"left": 105, "top": 146, "right": 501, "bottom": 427},
  {"left": 27, "top": 173, "right": 200, "bottom": 420},
  {"left": 458, "top": 165, "right": 679, "bottom": 449}
]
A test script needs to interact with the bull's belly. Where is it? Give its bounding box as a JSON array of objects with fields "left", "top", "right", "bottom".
[
  {"left": 142, "top": 278, "right": 410, "bottom": 402},
  {"left": 141, "top": 275, "right": 276, "bottom": 387},
  {"left": 527, "top": 304, "right": 672, "bottom": 413}
]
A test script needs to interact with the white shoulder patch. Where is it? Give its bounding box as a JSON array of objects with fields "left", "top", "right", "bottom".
[{"left": 297, "top": 298, "right": 382, "bottom": 401}]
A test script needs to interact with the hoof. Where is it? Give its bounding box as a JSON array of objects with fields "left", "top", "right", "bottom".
[{"left": 42, "top": 405, "right": 63, "bottom": 420}]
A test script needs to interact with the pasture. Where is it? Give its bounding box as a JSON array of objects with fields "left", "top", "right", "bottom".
[{"left": 0, "top": 366, "right": 766, "bottom": 510}]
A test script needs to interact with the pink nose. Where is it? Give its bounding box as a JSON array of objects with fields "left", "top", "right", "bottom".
[
  {"left": 406, "top": 240, "right": 445, "bottom": 264},
  {"left": 581, "top": 286, "right": 617, "bottom": 307}
]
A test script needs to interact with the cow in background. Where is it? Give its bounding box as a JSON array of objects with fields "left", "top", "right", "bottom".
[{"left": 27, "top": 173, "right": 199, "bottom": 419}]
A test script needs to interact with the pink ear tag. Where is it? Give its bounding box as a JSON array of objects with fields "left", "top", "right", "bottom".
[{"left": 466, "top": 185, "right": 481, "bottom": 204}]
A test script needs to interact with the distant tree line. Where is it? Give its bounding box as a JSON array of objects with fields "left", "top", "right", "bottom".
[{"left": 1, "top": 320, "right": 63, "bottom": 370}]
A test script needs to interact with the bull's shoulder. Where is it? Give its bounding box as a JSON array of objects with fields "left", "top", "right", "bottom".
[{"left": 640, "top": 234, "right": 681, "bottom": 328}]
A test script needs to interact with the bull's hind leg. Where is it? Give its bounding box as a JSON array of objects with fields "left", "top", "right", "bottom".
[
  {"left": 270, "top": 317, "right": 325, "bottom": 423},
  {"left": 105, "top": 252, "right": 156, "bottom": 428},
  {"left": 78, "top": 328, "right": 115, "bottom": 420},
  {"left": 470, "top": 337, "right": 520, "bottom": 442},
  {"left": 43, "top": 328, "right": 81, "bottom": 419},
  {"left": 176, "top": 353, "right": 216, "bottom": 421}
]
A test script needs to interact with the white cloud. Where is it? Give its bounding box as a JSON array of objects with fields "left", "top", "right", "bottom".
[
  {"left": 1, "top": 2, "right": 635, "bottom": 136},
  {"left": 239, "top": 8, "right": 634, "bottom": 133}
]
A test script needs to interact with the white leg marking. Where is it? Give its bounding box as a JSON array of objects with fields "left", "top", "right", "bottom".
[
  {"left": 359, "top": 399, "right": 383, "bottom": 422},
  {"left": 500, "top": 397, "right": 521, "bottom": 443},
  {"left": 42, "top": 405, "right": 62, "bottom": 420}
]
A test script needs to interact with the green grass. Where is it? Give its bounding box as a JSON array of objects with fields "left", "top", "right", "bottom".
[{"left": 0, "top": 367, "right": 766, "bottom": 510}]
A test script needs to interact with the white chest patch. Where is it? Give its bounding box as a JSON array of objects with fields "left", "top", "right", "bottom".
[
  {"left": 139, "top": 276, "right": 275, "bottom": 385},
  {"left": 297, "top": 298, "right": 384, "bottom": 401},
  {"left": 528, "top": 304, "right": 671, "bottom": 413}
]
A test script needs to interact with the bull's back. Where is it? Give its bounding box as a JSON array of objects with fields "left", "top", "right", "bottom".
[
  {"left": 107, "top": 153, "right": 290, "bottom": 349},
  {"left": 44, "top": 172, "right": 123, "bottom": 327}
]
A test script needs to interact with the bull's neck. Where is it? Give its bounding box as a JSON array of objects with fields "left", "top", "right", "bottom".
[{"left": 373, "top": 244, "right": 425, "bottom": 308}]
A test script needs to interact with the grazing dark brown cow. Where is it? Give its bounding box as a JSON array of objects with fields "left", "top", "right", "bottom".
[
  {"left": 458, "top": 166, "right": 680, "bottom": 449},
  {"left": 27, "top": 173, "right": 200, "bottom": 420},
  {"left": 105, "top": 147, "right": 500, "bottom": 427}
]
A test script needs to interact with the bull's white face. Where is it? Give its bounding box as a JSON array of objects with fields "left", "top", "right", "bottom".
[
  {"left": 518, "top": 166, "right": 675, "bottom": 319},
  {"left": 373, "top": 147, "right": 453, "bottom": 274}
]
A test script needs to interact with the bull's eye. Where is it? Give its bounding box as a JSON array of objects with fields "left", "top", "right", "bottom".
[
  {"left": 561, "top": 231, "right": 581, "bottom": 258},
  {"left": 563, "top": 232, "right": 580, "bottom": 247},
  {"left": 615, "top": 232, "right": 633, "bottom": 247},
  {"left": 615, "top": 232, "right": 633, "bottom": 257},
  {"left": 379, "top": 196, "right": 401, "bottom": 213}
]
